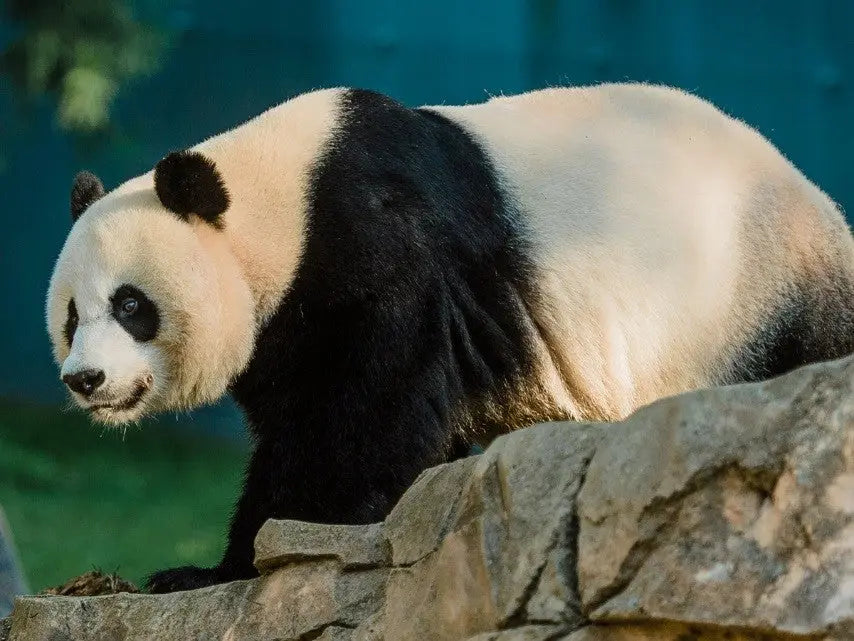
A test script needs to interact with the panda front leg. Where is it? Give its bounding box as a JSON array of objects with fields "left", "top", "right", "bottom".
[
  {"left": 145, "top": 444, "right": 271, "bottom": 592},
  {"left": 145, "top": 445, "right": 274, "bottom": 592},
  {"left": 144, "top": 444, "right": 436, "bottom": 593},
  {"left": 146, "top": 400, "right": 450, "bottom": 593}
]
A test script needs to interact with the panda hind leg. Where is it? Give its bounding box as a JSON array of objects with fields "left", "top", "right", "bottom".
[{"left": 729, "top": 274, "right": 854, "bottom": 384}]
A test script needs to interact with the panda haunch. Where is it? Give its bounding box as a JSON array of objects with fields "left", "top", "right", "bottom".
[{"left": 46, "top": 83, "right": 854, "bottom": 592}]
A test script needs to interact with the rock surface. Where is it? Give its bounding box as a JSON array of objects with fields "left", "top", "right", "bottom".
[
  {"left": 254, "top": 520, "right": 390, "bottom": 573},
  {"left": 9, "top": 355, "right": 854, "bottom": 640}
]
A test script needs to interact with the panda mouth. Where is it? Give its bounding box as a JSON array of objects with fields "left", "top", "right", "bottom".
[{"left": 88, "top": 382, "right": 149, "bottom": 413}]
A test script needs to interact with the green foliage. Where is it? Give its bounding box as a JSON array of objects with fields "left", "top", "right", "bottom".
[
  {"left": 0, "top": 401, "right": 247, "bottom": 591},
  {"left": 1, "top": 0, "right": 169, "bottom": 132}
]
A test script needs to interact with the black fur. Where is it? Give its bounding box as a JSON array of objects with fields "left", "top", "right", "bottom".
[
  {"left": 146, "top": 90, "right": 540, "bottom": 592},
  {"left": 154, "top": 150, "right": 230, "bottom": 228},
  {"left": 726, "top": 183, "right": 854, "bottom": 382},
  {"left": 64, "top": 298, "right": 78, "bottom": 347},
  {"left": 111, "top": 284, "right": 160, "bottom": 342},
  {"left": 70, "top": 171, "right": 105, "bottom": 221},
  {"left": 730, "top": 279, "right": 854, "bottom": 382}
]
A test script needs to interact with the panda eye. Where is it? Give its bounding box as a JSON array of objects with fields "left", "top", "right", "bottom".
[
  {"left": 111, "top": 284, "right": 158, "bottom": 341},
  {"left": 120, "top": 297, "right": 138, "bottom": 317}
]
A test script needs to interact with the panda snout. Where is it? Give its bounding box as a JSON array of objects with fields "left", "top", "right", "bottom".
[{"left": 62, "top": 368, "right": 106, "bottom": 397}]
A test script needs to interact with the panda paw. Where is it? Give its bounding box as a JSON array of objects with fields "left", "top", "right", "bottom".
[{"left": 145, "top": 565, "right": 225, "bottom": 593}]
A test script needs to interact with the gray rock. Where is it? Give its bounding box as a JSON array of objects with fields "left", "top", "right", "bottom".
[
  {"left": 384, "top": 456, "right": 478, "bottom": 566},
  {"left": 454, "top": 422, "right": 601, "bottom": 627},
  {"left": 577, "top": 356, "right": 854, "bottom": 637},
  {"left": 464, "top": 625, "right": 568, "bottom": 640},
  {"left": 9, "top": 355, "right": 854, "bottom": 641},
  {"left": 351, "top": 612, "right": 383, "bottom": 641},
  {"left": 383, "top": 422, "right": 599, "bottom": 639},
  {"left": 560, "top": 622, "right": 775, "bottom": 640},
  {"left": 254, "top": 519, "right": 390, "bottom": 572},
  {"left": 383, "top": 518, "right": 500, "bottom": 640},
  {"left": 9, "top": 561, "right": 386, "bottom": 641},
  {"left": 315, "top": 626, "right": 355, "bottom": 641}
]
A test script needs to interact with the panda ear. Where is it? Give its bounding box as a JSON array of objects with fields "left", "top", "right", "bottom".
[
  {"left": 71, "top": 171, "right": 106, "bottom": 221},
  {"left": 154, "top": 150, "right": 229, "bottom": 228}
]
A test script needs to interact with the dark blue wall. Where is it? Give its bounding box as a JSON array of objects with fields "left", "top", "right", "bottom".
[{"left": 2, "top": 1, "right": 852, "bottom": 429}]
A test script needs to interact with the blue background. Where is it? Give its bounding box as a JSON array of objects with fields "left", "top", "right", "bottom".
[{"left": 2, "top": 0, "right": 852, "bottom": 434}]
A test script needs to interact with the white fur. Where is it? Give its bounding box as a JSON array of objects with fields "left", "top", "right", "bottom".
[
  {"left": 195, "top": 88, "right": 343, "bottom": 323},
  {"left": 426, "top": 83, "right": 854, "bottom": 420},
  {"left": 47, "top": 89, "right": 344, "bottom": 424}
]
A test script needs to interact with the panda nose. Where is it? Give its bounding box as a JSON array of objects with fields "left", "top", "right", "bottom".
[{"left": 63, "top": 369, "right": 105, "bottom": 397}]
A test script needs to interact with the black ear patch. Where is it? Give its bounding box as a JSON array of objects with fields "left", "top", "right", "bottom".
[
  {"left": 154, "top": 150, "right": 229, "bottom": 228},
  {"left": 71, "top": 171, "right": 106, "bottom": 221}
]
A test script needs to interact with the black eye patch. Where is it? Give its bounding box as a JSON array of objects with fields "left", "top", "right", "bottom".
[
  {"left": 64, "top": 298, "right": 78, "bottom": 347},
  {"left": 110, "top": 285, "right": 159, "bottom": 342}
]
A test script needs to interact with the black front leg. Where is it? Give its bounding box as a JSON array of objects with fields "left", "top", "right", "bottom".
[
  {"left": 146, "top": 264, "right": 484, "bottom": 593},
  {"left": 146, "top": 446, "right": 270, "bottom": 593},
  {"left": 147, "top": 400, "right": 450, "bottom": 593}
]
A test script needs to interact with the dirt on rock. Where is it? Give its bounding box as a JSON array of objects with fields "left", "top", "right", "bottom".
[{"left": 39, "top": 570, "right": 138, "bottom": 597}]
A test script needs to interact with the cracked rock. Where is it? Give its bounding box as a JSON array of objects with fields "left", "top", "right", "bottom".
[
  {"left": 9, "top": 561, "right": 386, "bottom": 641},
  {"left": 254, "top": 520, "right": 390, "bottom": 572},
  {"left": 385, "top": 456, "right": 479, "bottom": 566},
  {"left": 315, "top": 626, "right": 356, "bottom": 641},
  {"left": 9, "top": 356, "right": 854, "bottom": 640},
  {"left": 464, "top": 624, "right": 569, "bottom": 640},
  {"left": 561, "top": 622, "right": 798, "bottom": 640},
  {"left": 577, "top": 355, "right": 854, "bottom": 637},
  {"left": 382, "top": 422, "right": 600, "bottom": 639}
]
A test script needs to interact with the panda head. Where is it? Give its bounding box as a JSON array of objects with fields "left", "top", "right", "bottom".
[{"left": 46, "top": 150, "right": 256, "bottom": 425}]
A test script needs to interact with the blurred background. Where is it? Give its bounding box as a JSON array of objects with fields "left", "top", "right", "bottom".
[{"left": 0, "top": 0, "right": 852, "bottom": 600}]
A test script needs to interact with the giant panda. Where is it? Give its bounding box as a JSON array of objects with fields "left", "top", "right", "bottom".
[{"left": 46, "top": 83, "right": 854, "bottom": 592}]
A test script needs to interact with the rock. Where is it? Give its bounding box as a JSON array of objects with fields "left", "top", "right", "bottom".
[
  {"left": 315, "top": 626, "right": 355, "bottom": 641},
  {"left": 351, "top": 612, "right": 383, "bottom": 641},
  {"left": 382, "top": 422, "right": 600, "bottom": 640},
  {"left": 576, "top": 355, "right": 854, "bottom": 638},
  {"left": 384, "top": 456, "right": 479, "bottom": 565},
  {"left": 384, "top": 519, "right": 500, "bottom": 640},
  {"left": 563, "top": 622, "right": 854, "bottom": 640},
  {"left": 456, "top": 422, "right": 600, "bottom": 627},
  {"left": 464, "top": 625, "right": 568, "bottom": 640},
  {"left": 9, "top": 355, "right": 854, "bottom": 640},
  {"left": 561, "top": 622, "right": 783, "bottom": 640},
  {"left": 254, "top": 520, "right": 389, "bottom": 572},
  {"left": 9, "top": 561, "right": 386, "bottom": 641}
]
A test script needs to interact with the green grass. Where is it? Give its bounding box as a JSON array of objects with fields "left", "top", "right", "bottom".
[{"left": 0, "top": 401, "right": 247, "bottom": 592}]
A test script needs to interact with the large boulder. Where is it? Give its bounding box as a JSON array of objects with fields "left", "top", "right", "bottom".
[{"left": 7, "top": 355, "right": 854, "bottom": 640}]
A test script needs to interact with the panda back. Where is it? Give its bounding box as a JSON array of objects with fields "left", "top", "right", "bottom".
[{"left": 425, "top": 83, "right": 854, "bottom": 419}]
